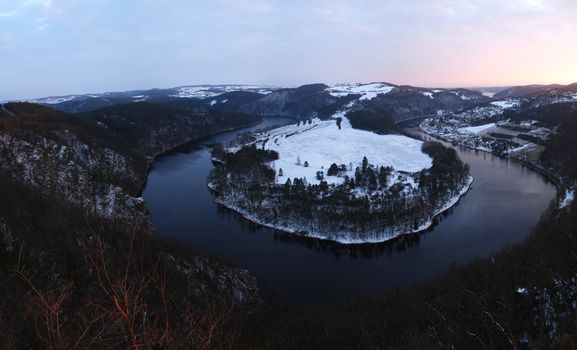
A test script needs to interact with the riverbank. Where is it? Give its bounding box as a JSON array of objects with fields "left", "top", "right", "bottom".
[
  {"left": 137, "top": 118, "right": 263, "bottom": 197},
  {"left": 415, "top": 126, "right": 569, "bottom": 206}
]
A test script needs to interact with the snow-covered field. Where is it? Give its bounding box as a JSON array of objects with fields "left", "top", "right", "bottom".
[
  {"left": 458, "top": 123, "right": 496, "bottom": 134},
  {"left": 491, "top": 99, "right": 521, "bottom": 109},
  {"left": 325, "top": 83, "right": 396, "bottom": 100},
  {"left": 253, "top": 117, "right": 433, "bottom": 185}
]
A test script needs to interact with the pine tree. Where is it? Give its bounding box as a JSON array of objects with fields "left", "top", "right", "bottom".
[
  {"left": 327, "top": 163, "right": 339, "bottom": 176},
  {"left": 283, "top": 178, "right": 292, "bottom": 196},
  {"left": 367, "top": 168, "right": 378, "bottom": 191},
  {"left": 378, "top": 166, "right": 389, "bottom": 188},
  {"left": 355, "top": 167, "right": 363, "bottom": 185},
  {"left": 278, "top": 168, "right": 283, "bottom": 177}
]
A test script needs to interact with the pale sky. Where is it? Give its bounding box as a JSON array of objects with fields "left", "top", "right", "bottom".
[{"left": 1, "top": 0, "right": 577, "bottom": 100}]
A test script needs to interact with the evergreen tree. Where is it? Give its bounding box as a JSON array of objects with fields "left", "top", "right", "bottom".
[
  {"left": 367, "top": 168, "right": 378, "bottom": 191},
  {"left": 378, "top": 166, "right": 390, "bottom": 188},
  {"left": 283, "top": 178, "right": 292, "bottom": 196},
  {"left": 327, "top": 163, "right": 339, "bottom": 176},
  {"left": 355, "top": 167, "right": 363, "bottom": 185}
]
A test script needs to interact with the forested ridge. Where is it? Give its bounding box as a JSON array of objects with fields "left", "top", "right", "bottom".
[{"left": 0, "top": 102, "right": 262, "bottom": 348}]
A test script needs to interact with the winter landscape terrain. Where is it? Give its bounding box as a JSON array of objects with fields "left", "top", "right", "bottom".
[
  {"left": 209, "top": 103, "right": 472, "bottom": 243},
  {"left": 2, "top": 80, "right": 577, "bottom": 348}
]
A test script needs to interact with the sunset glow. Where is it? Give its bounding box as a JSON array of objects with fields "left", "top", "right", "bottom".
[{"left": 1, "top": 0, "right": 576, "bottom": 99}]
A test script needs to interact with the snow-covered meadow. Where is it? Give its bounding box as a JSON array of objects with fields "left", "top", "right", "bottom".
[{"left": 252, "top": 117, "right": 433, "bottom": 185}]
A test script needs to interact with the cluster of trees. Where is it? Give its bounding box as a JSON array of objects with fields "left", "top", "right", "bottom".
[
  {"left": 296, "top": 119, "right": 313, "bottom": 126},
  {"left": 210, "top": 141, "right": 470, "bottom": 241},
  {"left": 346, "top": 109, "right": 396, "bottom": 134}
]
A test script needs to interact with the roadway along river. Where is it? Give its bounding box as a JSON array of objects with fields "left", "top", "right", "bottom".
[{"left": 142, "top": 117, "right": 557, "bottom": 304}]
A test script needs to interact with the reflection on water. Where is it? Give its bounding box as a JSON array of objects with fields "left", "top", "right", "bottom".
[
  {"left": 214, "top": 195, "right": 466, "bottom": 259},
  {"left": 143, "top": 117, "right": 557, "bottom": 304}
]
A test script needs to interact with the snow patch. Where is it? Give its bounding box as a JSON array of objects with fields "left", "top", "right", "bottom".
[
  {"left": 171, "top": 85, "right": 276, "bottom": 98},
  {"left": 32, "top": 96, "right": 77, "bottom": 104},
  {"left": 559, "top": 189, "right": 574, "bottom": 209},
  {"left": 491, "top": 99, "right": 521, "bottom": 109},
  {"left": 458, "top": 123, "right": 496, "bottom": 135},
  {"left": 507, "top": 143, "right": 533, "bottom": 154},
  {"left": 326, "top": 83, "right": 395, "bottom": 101}
]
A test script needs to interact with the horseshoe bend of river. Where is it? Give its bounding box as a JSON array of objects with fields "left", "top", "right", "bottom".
[{"left": 142, "top": 117, "right": 557, "bottom": 304}]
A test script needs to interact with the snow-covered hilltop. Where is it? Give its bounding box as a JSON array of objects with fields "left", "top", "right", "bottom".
[
  {"left": 168, "top": 85, "right": 277, "bottom": 99},
  {"left": 210, "top": 114, "right": 473, "bottom": 244},
  {"left": 325, "top": 83, "right": 396, "bottom": 100},
  {"left": 28, "top": 84, "right": 278, "bottom": 104}
]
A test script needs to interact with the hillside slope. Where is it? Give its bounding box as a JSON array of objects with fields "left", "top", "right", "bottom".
[{"left": 0, "top": 102, "right": 262, "bottom": 348}]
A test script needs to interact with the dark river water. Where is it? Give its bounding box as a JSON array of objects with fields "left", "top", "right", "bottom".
[{"left": 142, "top": 117, "right": 557, "bottom": 304}]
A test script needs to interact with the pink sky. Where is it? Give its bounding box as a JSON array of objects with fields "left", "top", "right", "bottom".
[{"left": 1, "top": 0, "right": 576, "bottom": 99}]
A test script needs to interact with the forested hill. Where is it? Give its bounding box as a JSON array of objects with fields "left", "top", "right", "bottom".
[
  {"left": 0, "top": 101, "right": 262, "bottom": 348},
  {"left": 80, "top": 101, "right": 261, "bottom": 156},
  {"left": 506, "top": 102, "right": 577, "bottom": 180}
]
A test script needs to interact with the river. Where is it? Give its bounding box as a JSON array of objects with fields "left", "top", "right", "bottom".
[{"left": 142, "top": 117, "right": 557, "bottom": 304}]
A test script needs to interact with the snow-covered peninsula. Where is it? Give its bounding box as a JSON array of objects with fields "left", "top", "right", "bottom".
[{"left": 209, "top": 116, "right": 473, "bottom": 244}]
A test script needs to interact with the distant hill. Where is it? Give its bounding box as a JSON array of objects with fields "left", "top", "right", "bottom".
[
  {"left": 494, "top": 83, "right": 577, "bottom": 99},
  {"left": 81, "top": 101, "right": 261, "bottom": 156},
  {"left": 26, "top": 85, "right": 279, "bottom": 113},
  {"left": 23, "top": 83, "right": 490, "bottom": 120}
]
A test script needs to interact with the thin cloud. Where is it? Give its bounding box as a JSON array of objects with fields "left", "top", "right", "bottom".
[{"left": 1, "top": 0, "right": 576, "bottom": 100}]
